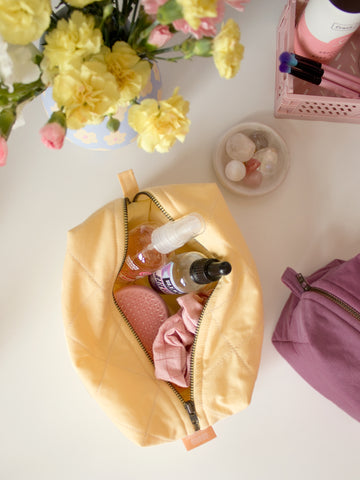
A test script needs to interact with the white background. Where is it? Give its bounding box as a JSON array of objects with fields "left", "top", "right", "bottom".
[{"left": 1, "top": 1, "right": 360, "bottom": 479}]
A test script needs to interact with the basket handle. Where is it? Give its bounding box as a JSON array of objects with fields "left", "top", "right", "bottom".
[{"left": 117, "top": 169, "right": 139, "bottom": 200}]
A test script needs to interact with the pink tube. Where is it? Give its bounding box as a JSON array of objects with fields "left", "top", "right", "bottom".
[
  {"left": 323, "top": 66, "right": 360, "bottom": 92},
  {"left": 320, "top": 76, "right": 360, "bottom": 99}
]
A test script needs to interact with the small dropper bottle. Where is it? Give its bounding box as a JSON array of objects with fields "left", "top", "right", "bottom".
[
  {"left": 118, "top": 213, "right": 205, "bottom": 282},
  {"left": 148, "top": 251, "right": 232, "bottom": 294}
]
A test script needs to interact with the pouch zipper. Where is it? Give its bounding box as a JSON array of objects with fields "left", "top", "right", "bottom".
[
  {"left": 133, "top": 191, "right": 174, "bottom": 220},
  {"left": 113, "top": 193, "right": 206, "bottom": 432},
  {"left": 296, "top": 273, "right": 360, "bottom": 322}
]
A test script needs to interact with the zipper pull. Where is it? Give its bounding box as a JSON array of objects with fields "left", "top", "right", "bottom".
[
  {"left": 281, "top": 267, "right": 308, "bottom": 297},
  {"left": 185, "top": 401, "right": 200, "bottom": 431},
  {"left": 296, "top": 273, "right": 311, "bottom": 291}
]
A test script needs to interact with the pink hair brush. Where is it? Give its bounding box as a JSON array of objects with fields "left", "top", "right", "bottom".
[{"left": 114, "top": 285, "right": 169, "bottom": 357}]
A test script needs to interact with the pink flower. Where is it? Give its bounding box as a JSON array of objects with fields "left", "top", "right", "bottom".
[
  {"left": 141, "top": 0, "right": 167, "bottom": 15},
  {"left": 39, "top": 122, "right": 66, "bottom": 150},
  {"left": 148, "top": 25, "right": 173, "bottom": 47},
  {"left": 173, "top": 18, "right": 217, "bottom": 39},
  {"left": 0, "top": 136, "right": 8, "bottom": 166},
  {"left": 173, "top": 1, "right": 225, "bottom": 39},
  {"left": 225, "top": 0, "right": 250, "bottom": 12}
]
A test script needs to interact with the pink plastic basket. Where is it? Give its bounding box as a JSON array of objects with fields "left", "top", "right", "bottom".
[{"left": 274, "top": 0, "right": 360, "bottom": 123}]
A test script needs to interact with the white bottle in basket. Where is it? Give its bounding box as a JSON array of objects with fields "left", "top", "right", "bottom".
[{"left": 294, "top": 0, "right": 360, "bottom": 63}]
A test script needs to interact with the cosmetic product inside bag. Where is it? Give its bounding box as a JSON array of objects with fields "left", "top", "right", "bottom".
[
  {"left": 272, "top": 255, "right": 360, "bottom": 422},
  {"left": 62, "top": 169, "right": 264, "bottom": 447}
]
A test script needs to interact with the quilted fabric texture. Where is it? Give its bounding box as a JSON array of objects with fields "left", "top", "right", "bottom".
[{"left": 61, "top": 171, "right": 264, "bottom": 446}]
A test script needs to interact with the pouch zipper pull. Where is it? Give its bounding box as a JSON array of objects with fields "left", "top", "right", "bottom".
[
  {"left": 296, "top": 273, "right": 311, "bottom": 291},
  {"left": 185, "top": 401, "right": 200, "bottom": 431},
  {"left": 281, "top": 268, "right": 308, "bottom": 297}
]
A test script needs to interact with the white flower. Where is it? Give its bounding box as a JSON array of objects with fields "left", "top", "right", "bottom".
[
  {"left": 0, "top": 35, "right": 41, "bottom": 92},
  {"left": 0, "top": 35, "right": 12, "bottom": 84}
]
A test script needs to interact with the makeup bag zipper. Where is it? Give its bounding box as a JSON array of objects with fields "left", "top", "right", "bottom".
[
  {"left": 296, "top": 273, "right": 360, "bottom": 322},
  {"left": 113, "top": 192, "right": 215, "bottom": 432}
]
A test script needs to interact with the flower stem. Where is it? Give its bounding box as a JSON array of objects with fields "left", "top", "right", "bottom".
[
  {"left": 0, "top": 79, "right": 46, "bottom": 108},
  {"left": 0, "top": 107, "right": 16, "bottom": 139},
  {"left": 130, "top": 0, "right": 140, "bottom": 31},
  {"left": 152, "top": 55, "right": 185, "bottom": 61}
]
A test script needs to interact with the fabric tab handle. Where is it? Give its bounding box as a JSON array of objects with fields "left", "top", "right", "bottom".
[
  {"left": 281, "top": 267, "right": 305, "bottom": 298},
  {"left": 117, "top": 169, "right": 139, "bottom": 201}
]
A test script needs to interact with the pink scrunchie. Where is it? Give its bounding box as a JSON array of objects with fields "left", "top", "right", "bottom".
[{"left": 153, "top": 293, "right": 207, "bottom": 388}]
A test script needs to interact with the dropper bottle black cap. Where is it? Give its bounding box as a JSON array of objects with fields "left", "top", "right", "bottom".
[{"left": 190, "top": 258, "right": 232, "bottom": 285}]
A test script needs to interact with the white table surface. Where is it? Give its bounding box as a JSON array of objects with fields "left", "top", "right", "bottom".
[{"left": 1, "top": 1, "right": 359, "bottom": 479}]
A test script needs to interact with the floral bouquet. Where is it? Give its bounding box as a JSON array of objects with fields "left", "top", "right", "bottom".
[{"left": 0, "top": 0, "right": 249, "bottom": 166}]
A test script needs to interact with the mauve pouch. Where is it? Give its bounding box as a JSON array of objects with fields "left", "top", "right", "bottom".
[{"left": 272, "top": 255, "right": 360, "bottom": 422}]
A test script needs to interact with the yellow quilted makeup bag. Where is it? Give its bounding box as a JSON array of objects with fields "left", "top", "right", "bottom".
[{"left": 62, "top": 169, "right": 264, "bottom": 447}]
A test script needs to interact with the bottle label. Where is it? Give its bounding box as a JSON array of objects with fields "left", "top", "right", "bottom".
[
  {"left": 295, "top": 14, "right": 356, "bottom": 61},
  {"left": 149, "top": 262, "right": 184, "bottom": 295},
  {"left": 118, "top": 256, "right": 153, "bottom": 282}
]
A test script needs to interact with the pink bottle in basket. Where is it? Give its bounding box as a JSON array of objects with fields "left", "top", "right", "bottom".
[{"left": 294, "top": 0, "right": 360, "bottom": 63}]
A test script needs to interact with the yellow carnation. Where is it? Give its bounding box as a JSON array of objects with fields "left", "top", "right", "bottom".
[
  {"left": 0, "top": 0, "right": 51, "bottom": 45},
  {"left": 177, "top": 0, "right": 218, "bottom": 30},
  {"left": 102, "top": 41, "right": 151, "bottom": 106},
  {"left": 52, "top": 60, "right": 120, "bottom": 130},
  {"left": 212, "top": 19, "right": 244, "bottom": 79},
  {"left": 128, "top": 88, "right": 190, "bottom": 153},
  {"left": 43, "top": 11, "right": 103, "bottom": 78}
]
